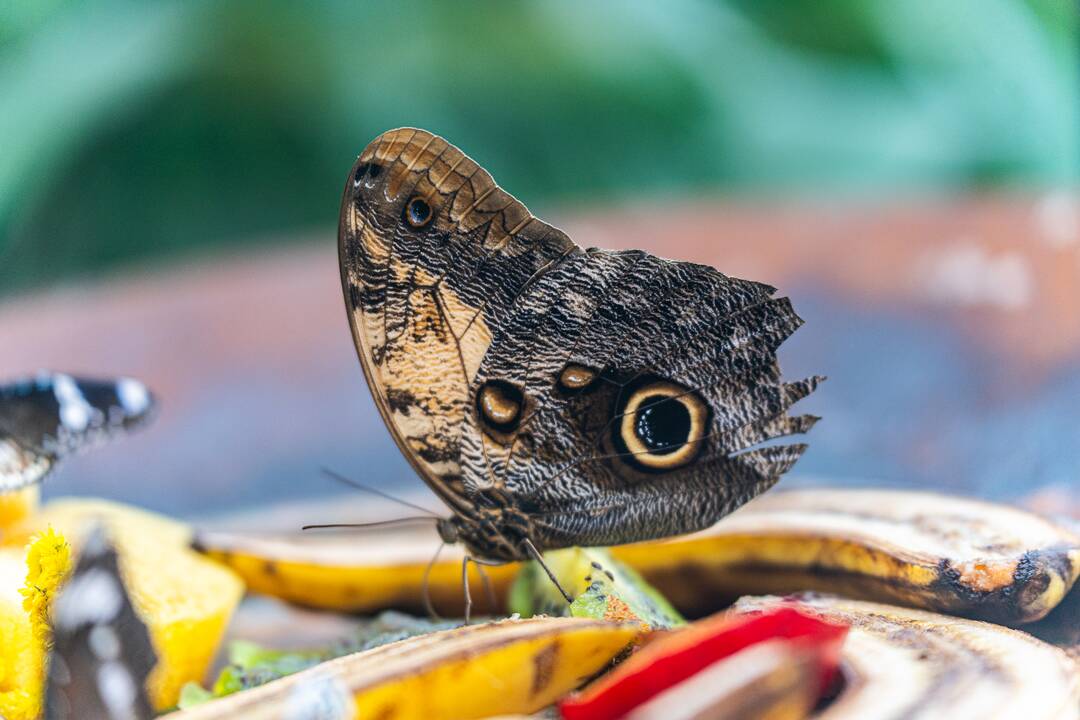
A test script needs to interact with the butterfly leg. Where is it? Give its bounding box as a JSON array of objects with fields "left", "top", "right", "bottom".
[
  {"left": 462, "top": 555, "right": 508, "bottom": 621},
  {"left": 422, "top": 542, "right": 445, "bottom": 621},
  {"left": 461, "top": 555, "right": 474, "bottom": 624},
  {"left": 523, "top": 538, "right": 573, "bottom": 605}
]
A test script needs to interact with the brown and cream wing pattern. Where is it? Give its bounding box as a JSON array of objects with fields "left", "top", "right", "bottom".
[{"left": 338, "top": 128, "right": 579, "bottom": 511}]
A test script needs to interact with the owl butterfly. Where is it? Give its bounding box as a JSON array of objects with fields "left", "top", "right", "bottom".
[
  {"left": 45, "top": 526, "right": 157, "bottom": 720},
  {"left": 0, "top": 373, "right": 155, "bottom": 492},
  {"left": 339, "top": 129, "right": 820, "bottom": 585}
]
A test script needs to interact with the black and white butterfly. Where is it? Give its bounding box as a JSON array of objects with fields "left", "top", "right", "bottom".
[
  {"left": 46, "top": 526, "right": 156, "bottom": 720},
  {"left": 0, "top": 373, "right": 155, "bottom": 492}
]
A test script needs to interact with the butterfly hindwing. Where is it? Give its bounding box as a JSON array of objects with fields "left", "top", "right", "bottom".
[
  {"left": 0, "top": 374, "right": 155, "bottom": 492},
  {"left": 46, "top": 526, "right": 156, "bottom": 720},
  {"left": 460, "top": 244, "right": 820, "bottom": 548}
]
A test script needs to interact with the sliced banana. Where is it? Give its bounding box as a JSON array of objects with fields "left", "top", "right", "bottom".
[
  {"left": 734, "top": 594, "right": 1080, "bottom": 720},
  {"left": 194, "top": 489, "right": 1080, "bottom": 624},
  {"left": 191, "top": 527, "right": 517, "bottom": 616},
  {"left": 161, "top": 617, "right": 638, "bottom": 720}
]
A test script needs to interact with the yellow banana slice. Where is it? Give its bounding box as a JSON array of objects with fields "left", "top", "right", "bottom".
[
  {"left": 161, "top": 617, "right": 639, "bottom": 720},
  {"left": 734, "top": 594, "right": 1080, "bottom": 720},
  {"left": 194, "top": 489, "right": 1080, "bottom": 624},
  {"left": 192, "top": 527, "right": 517, "bottom": 617}
]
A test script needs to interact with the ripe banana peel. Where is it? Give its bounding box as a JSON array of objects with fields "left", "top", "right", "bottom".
[
  {"left": 1028, "top": 583, "right": 1080, "bottom": 661},
  {"left": 162, "top": 617, "right": 639, "bottom": 720},
  {"left": 626, "top": 489, "right": 1080, "bottom": 624},
  {"left": 191, "top": 527, "right": 519, "bottom": 617},
  {"left": 194, "top": 489, "right": 1080, "bottom": 624},
  {"left": 179, "top": 611, "right": 468, "bottom": 705},
  {"left": 734, "top": 594, "right": 1080, "bottom": 720}
]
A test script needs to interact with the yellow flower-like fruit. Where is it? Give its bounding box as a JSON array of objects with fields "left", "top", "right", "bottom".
[
  {"left": 20, "top": 526, "right": 72, "bottom": 646},
  {"left": 0, "top": 527, "right": 73, "bottom": 720},
  {"left": 4, "top": 498, "right": 245, "bottom": 712}
]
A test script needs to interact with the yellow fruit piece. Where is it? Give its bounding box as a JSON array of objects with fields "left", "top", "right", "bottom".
[
  {"left": 4, "top": 498, "right": 245, "bottom": 711},
  {"left": 163, "top": 617, "right": 639, "bottom": 720},
  {"left": 0, "top": 487, "right": 39, "bottom": 536},
  {"left": 193, "top": 528, "right": 517, "bottom": 617},
  {"left": 0, "top": 547, "right": 37, "bottom": 720},
  {"left": 4, "top": 496, "right": 191, "bottom": 549}
]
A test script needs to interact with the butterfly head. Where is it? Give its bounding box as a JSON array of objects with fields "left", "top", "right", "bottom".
[{"left": 435, "top": 516, "right": 460, "bottom": 545}]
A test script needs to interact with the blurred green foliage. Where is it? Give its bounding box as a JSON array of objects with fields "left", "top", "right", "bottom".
[{"left": 1, "top": 0, "right": 1076, "bottom": 293}]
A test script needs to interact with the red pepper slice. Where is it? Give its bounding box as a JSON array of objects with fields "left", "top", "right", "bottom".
[{"left": 560, "top": 606, "right": 847, "bottom": 720}]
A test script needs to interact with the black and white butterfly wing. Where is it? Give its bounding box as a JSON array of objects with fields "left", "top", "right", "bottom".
[
  {"left": 0, "top": 373, "right": 155, "bottom": 492},
  {"left": 460, "top": 247, "right": 820, "bottom": 549},
  {"left": 46, "top": 526, "right": 156, "bottom": 720}
]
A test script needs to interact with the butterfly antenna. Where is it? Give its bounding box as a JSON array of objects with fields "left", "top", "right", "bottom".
[
  {"left": 301, "top": 517, "right": 438, "bottom": 531},
  {"left": 422, "top": 541, "right": 445, "bottom": 621},
  {"left": 523, "top": 538, "right": 573, "bottom": 604},
  {"left": 321, "top": 467, "right": 441, "bottom": 517}
]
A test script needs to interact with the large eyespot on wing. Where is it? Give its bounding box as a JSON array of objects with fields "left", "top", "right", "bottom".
[
  {"left": 610, "top": 378, "right": 711, "bottom": 472},
  {"left": 0, "top": 373, "right": 156, "bottom": 491},
  {"left": 338, "top": 129, "right": 580, "bottom": 509},
  {"left": 459, "top": 247, "right": 820, "bottom": 549},
  {"left": 46, "top": 525, "right": 157, "bottom": 720}
]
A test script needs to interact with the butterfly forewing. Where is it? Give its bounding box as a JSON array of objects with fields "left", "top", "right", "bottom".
[
  {"left": 339, "top": 128, "right": 819, "bottom": 560},
  {"left": 338, "top": 128, "right": 577, "bottom": 515},
  {"left": 0, "top": 374, "right": 155, "bottom": 492}
]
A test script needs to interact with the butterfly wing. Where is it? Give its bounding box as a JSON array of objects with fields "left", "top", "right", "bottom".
[
  {"left": 459, "top": 240, "right": 820, "bottom": 549},
  {"left": 46, "top": 526, "right": 157, "bottom": 720},
  {"left": 338, "top": 128, "right": 578, "bottom": 514},
  {"left": 0, "top": 374, "right": 155, "bottom": 492}
]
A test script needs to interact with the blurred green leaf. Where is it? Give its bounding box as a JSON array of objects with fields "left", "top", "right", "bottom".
[{"left": 1, "top": 0, "right": 1075, "bottom": 293}]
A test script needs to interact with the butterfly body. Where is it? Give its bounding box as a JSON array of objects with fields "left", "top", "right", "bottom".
[
  {"left": 0, "top": 373, "right": 155, "bottom": 492},
  {"left": 340, "top": 129, "right": 819, "bottom": 563}
]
